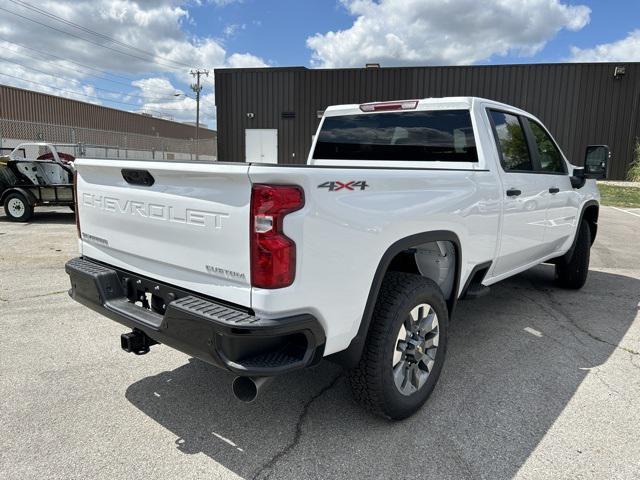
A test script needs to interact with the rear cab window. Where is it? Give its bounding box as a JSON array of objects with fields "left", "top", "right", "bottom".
[{"left": 312, "top": 110, "right": 478, "bottom": 163}]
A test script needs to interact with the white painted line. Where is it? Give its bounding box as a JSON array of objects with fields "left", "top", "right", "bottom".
[
  {"left": 610, "top": 206, "right": 640, "bottom": 218},
  {"left": 524, "top": 326, "right": 543, "bottom": 337}
]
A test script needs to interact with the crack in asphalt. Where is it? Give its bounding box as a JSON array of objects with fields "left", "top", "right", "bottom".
[
  {"left": 516, "top": 298, "right": 595, "bottom": 365},
  {"left": 27, "top": 289, "right": 69, "bottom": 299},
  {"left": 515, "top": 285, "right": 635, "bottom": 406},
  {"left": 0, "top": 289, "right": 68, "bottom": 304},
  {"left": 526, "top": 281, "right": 639, "bottom": 356},
  {"left": 516, "top": 287, "right": 592, "bottom": 353},
  {"left": 591, "top": 369, "right": 623, "bottom": 397},
  {"left": 587, "top": 366, "right": 637, "bottom": 410},
  {"left": 447, "top": 441, "right": 477, "bottom": 480},
  {"left": 630, "top": 352, "right": 640, "bottom": 371},
  {"left": 251, "top": 373, "right": 342, "bottom": 480}
]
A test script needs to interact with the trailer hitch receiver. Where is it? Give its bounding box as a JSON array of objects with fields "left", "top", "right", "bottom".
[{"left": 121, "top": 330, "right": 157, "bottom": 355}]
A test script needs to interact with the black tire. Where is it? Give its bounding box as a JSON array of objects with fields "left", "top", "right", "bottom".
[
  {"left": 555, "top": 220, "right": 591, "bottom": 289},
  {"left": 348, "top": 272, "right": 449, "bottom": 420},
  {"left": 3, "top": 192, "right": 34, "bottom": 222}
]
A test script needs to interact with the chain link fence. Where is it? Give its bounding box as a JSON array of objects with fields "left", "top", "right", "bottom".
[{"left": 0, "top": 118, "right": 216, "bottom": 161}]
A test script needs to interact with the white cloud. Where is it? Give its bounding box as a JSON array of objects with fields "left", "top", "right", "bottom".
[
  {"left": 0, "top": 0, "right": 267, "bottom": 125},
  {"left": 223, "top": 23, "right": 246, "bottom": 38},
  {"left": 207, "top": 0, "right": 243, "bottom": 6},
  {"left": 0, "top": 43, "right": 102, "bottom": 103},
  {"left": 569, "top": 30, "right": 640, "bottom": 62},
  {"left": 307, "top": 0, "right": 591, "bottom": 68},
  {"left": 226, "top": 53, "right": 268, "bottom": 68},
  {"left": 131, "top": 76, "right": 210, "bottom": 123}
]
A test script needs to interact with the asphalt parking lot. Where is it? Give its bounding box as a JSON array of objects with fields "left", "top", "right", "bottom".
[{"left": 1, "top": 206, "right": 639, "bottom": 480}]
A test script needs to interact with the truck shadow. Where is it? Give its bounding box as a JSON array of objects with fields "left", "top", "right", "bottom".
[
  {"left": 0, "top": 210, "right": 75, "bottom": 225},
  {"left": 125, "top": 266, "right": 639, "bottom": 479}
]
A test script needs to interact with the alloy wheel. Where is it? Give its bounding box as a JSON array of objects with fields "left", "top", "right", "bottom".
[{"left": 392, "top": 303, "right": 440, "bottom": 396}]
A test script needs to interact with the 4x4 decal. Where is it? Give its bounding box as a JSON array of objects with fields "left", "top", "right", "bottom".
[{"left": 318, "top": 181, "right": 369, "bottom": 191}]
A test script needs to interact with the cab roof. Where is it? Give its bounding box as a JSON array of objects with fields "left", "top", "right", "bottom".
[{"left": 323, "top": 96, "right": 529, "bottom": 117}]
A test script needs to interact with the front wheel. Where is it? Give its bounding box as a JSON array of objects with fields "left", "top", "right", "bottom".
[
  {"left": 3, "top": 192, "right": 34, "bottom": 222},
  {"left": 555, "top": 220, "right": 591, "bottom": 289},
  {"left": 348, "top": 272, "right": 449, "bottom": 420}
]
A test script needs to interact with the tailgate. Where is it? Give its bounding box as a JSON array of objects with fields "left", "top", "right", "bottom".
[{"left": 75, "top": 159, "right": 252, "bottom": 307}]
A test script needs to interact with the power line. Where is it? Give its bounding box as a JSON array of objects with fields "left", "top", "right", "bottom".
[
  {"left": 0, "top": 37, "right": 196, "bottom": 99},
  {"left": 1, "top": 42, "right": 140, "bottom": 89},
  {"left": 0, "top": 35, "right": 135, "bottom": 83},
  {"left": 9, "top": 0, "right": 194, "bottom": 69},
  {"left": 0, "top": 55, "right": 189, "bottom": 103},
  {"left": 0, "top": 72, "right": 185, "bottom": 116},
  {"left": 0, "top": 6, "right": 187, "bottom": 73}
]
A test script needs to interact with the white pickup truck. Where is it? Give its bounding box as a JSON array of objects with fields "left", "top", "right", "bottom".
[{"left": 66, "top": 97, "right": 608, "bottom": 419}]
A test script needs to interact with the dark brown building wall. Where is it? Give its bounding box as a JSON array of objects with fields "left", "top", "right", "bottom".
[
  {"left": 215, "top": 63, "right": 640, "bottom": 180},
  {"left": 0, "top": 84, "right": 215, "bottom": 140}
]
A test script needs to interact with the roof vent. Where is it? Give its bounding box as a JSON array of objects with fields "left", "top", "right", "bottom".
[{"left": 365, "top": 63, "right": 380, "bottom": 69}]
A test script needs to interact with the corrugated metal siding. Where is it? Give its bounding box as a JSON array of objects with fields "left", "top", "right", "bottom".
[
  {"left": 215, "top": 63, "right": 640, "bottom": 179},
  {"left": 0, "top": 84, "right": 216, "bottom": 140}
]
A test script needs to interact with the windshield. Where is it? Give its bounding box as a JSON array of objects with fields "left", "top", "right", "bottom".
[{"left": 313, "top": 110, "right": 477, "bottom": 162}]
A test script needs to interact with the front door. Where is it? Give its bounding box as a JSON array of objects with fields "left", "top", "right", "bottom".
[
  {"left": 488, "top": 109, "right": 549, "bottom": 277},
  {"left": 525, "top": 119, "right": 578, "bottom": 253},
  {"left": 245, "top": 129, "right": 278, "bottom": 164}
]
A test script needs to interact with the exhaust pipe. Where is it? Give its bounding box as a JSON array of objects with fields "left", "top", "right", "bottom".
[{"left": 232, "top": 376, "right": 273, "bottom": 403}]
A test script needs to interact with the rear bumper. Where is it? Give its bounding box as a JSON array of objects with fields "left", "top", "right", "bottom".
[{"left": 65, "top": 257, "right": 325, "bottom": 376}]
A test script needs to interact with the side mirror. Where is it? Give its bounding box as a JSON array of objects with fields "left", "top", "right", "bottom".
[
  {"left": 584, "top": 145, "right": 610, "bottom": 179},
  {"left": 570, "top": 168, "right": 586, "bottom": 189}
]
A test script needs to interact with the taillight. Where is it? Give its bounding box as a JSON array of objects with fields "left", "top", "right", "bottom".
[
  {"left": 359, "top": 100, "right": 418, "bottom": 112},
  {"left": 250, "top": 184, "right": 304, "bottom": 289},
  {"left": 73, "top": 170, "right": 81, "bottom": 238}
]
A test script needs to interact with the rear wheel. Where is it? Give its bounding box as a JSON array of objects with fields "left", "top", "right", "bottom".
[
  {"left": 555, "top": 220, "right": 591, "bottom": 289},
  {"left": 348, "top": 272, "right": 448, "bottom": 420},
  {"left": 3, "top": 192, "right": 33, "bottom": 222}
]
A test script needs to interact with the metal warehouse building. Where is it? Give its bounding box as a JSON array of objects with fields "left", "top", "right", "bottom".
[
  {"left": 0, "top": 84, "right": 216, "bottom": 160},
  {"left": 214, "top": 63, "right": 639, "bottom": 179}
]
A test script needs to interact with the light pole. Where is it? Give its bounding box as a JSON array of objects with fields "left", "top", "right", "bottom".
[{"left": 190, "top": 69, "right": 209, "bottom": 161}]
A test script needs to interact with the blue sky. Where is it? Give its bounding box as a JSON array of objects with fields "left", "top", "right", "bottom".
[
  {"left": 0, "top": 0, "right": 638, "bottom": 127},
  {"left": 530, "top": 0, "right": 640, "bottom": 63},
  {"left": 187, "top": 1, "right": 356, "bottom": 67},
  {"left": 186, "top": 0, "right": 638, "bottom": 66}
]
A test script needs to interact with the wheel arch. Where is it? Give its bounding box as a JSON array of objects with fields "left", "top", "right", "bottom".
[
  {"left": 1, "top": 187, "right": 37, "bottom": 205},
  {"left": 554, "top": 199, "right": 599, "bottom": 265},
  {"left": 328, "top": 230, "right": 462, "bottom": 368}
]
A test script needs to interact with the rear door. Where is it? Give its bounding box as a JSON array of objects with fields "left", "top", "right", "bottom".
[
  {"left": 488, "top": 109, "right": 549, "bottom": 276},
  {"left": 76, "top": 159, "right": 253, "bottom": 307}
]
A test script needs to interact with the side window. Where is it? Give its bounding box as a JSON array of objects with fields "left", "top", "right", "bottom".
[
  {"left": 528, "top": 120, "right": 566, "bottom": 174},
  {"left": 488, "top": 110, "right": 533, "bottom": 172}
]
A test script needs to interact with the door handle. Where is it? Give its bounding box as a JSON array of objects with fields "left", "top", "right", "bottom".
[
  {"left": 121, "top": 169, "right": 155, "bottom": 187},
  {"left": 548, "top": 187, "right": 560, "bottom": 194},
  {"left": 506, "top": 189, "right": 521, "bottom": 197}
]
